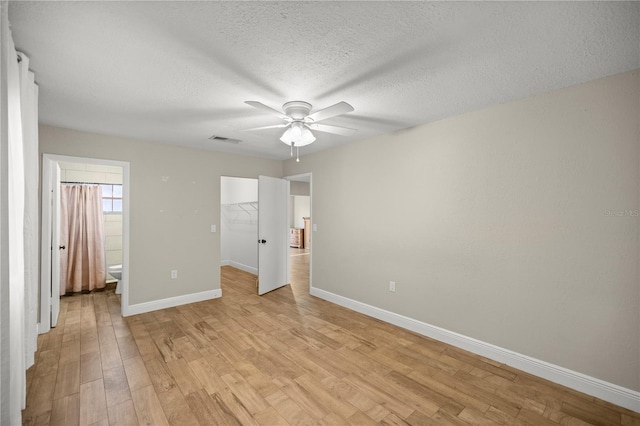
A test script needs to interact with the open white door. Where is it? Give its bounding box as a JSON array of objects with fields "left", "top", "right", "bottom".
[
  {"left": 258, "top": 175, "right": 289, "bottom": 295},
  {"left": 40, "top": 158, "right": 61, "bottom": 331},
  {"left": 51, "top": 163, "right": 61, "bottom": 327}
]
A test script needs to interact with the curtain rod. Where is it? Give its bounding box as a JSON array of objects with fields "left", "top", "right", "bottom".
[{"left": 61, "top": 181, "right": 113, "bottom": 185}]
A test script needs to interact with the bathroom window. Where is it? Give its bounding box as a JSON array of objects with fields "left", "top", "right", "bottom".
[{"left": 102, "top": 184, "right": 123, "bottom": 213}]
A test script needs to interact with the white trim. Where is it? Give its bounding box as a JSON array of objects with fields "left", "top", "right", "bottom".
[
  {"left": 223, "top": 260, "right": 257, "bottom": 275},
  {"left": 39, "top": 157, "right": 53, "bottom": 334},
  {"left": 310, "top": 287, "right": 640, "bottom": 413},
  {"left": 125, "top": 289, "right": 222, "bottom": 316}
]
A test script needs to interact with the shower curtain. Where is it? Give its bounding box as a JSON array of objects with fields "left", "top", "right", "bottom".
[{"left": 60, "top": 185, "right": 107, "bottom": 293}]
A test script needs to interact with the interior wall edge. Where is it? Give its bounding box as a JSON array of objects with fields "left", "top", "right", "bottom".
[{"left": 124, "top": 288, "right": 221, "bottom": 317}]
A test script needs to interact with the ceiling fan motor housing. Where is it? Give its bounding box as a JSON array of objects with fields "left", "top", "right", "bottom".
[{"left": 283, "top": 101, "right": 313, "bottom": 121}]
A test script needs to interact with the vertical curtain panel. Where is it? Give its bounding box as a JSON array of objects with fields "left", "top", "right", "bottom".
[
  {"left": 61, "top": 185, "right": 107, "bottom": 293},
  {"left": 6, "top": 16, "right": 26, "bottom": 425},
  {"left": 0, "top": 4, "right": 40, "bottom": 424}
]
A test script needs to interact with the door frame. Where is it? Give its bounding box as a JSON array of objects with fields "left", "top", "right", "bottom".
[
  {"left": 44, "top": 161, "right": 61, "bottom": 328},
  {"left": 284, "top": 172, "right": 313, "bottom": 292},
  {"left": 219, "top": 175, "right": 259, "bottom": 275},
  {"left": 40, "top": 154, "right": 131, "bottom": 333}
]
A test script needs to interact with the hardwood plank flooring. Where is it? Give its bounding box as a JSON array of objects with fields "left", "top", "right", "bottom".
[{"left": 23, "top": 250, "right": 639, "bottom": 425}]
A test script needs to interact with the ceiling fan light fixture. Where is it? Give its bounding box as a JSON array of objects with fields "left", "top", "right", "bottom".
[
  {"left": 280, "top": 122, "right": 316, "bottom": 147},
  {"left": 280, "top": 127, "right": 293, "bottom": 144},
  {"left": 290, "top": 122, "right": 303, "bottom": 141},
  {"left": 246, "top": 99, "right": 354, "bottom": 161},
  {"left": 299, "top": 126, "right": 316, "bottom": 145}
]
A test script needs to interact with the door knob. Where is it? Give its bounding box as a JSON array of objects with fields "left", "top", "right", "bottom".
[
  {"left": 258, "top": 239, "right": 267, "bottom": 244},
  {"left": 59, "top": 245, "right": 66, "bottom": 250}
]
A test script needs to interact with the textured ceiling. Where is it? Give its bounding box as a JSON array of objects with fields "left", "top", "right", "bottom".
[{"left": 8, "top": 1, "right": 640, "bottom": 160}]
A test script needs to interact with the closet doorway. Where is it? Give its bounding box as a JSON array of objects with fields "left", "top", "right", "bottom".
[
  {"left": 220, "top": 176, "right": 259, "bottom": 275},
  {"left": 220, "top": 175, "right": 290, "bottom": 294}
]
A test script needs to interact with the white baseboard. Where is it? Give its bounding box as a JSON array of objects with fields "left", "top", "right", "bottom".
[
  {"left": 37, "top": 322, "right": 50, "bottom": 335},
  {"left": 125, "top": 289, "right": 222, "bottom": 316},
  {"left": 225, "top": 260, "right": 257, "bottom": 275},
  {"left": 310, "top": 287, "right": 640, "bottom": 413}
]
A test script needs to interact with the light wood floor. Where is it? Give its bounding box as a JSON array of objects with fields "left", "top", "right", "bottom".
[{"left": 23, "top": 252, "right": 639, "bottom": 425}]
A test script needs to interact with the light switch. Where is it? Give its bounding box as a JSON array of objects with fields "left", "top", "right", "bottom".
[
  {"left": 313, "top": 223, "right": 317, "bottom": 232},
  {"left": 211, "top": 224, "right": 217, "bottom": 233}
]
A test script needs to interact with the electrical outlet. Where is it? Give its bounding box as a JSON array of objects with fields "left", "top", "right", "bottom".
[
  {"left": 389, "top": 281, "right": 396, "bottom": 292},
  {"left": 171, "top": 270, "right": 178, "bottom": 279},
  {"left": 211, "top": 224, "right": 217, "bottom": 233}
]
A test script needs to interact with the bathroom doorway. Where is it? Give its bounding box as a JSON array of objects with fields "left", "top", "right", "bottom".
[{"left": 41, "top": 154, "right": 130, "bottom": 332}]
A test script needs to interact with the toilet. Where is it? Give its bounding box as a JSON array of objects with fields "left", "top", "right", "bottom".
[{"left": 107, "top": 264, "right": 122, "bottom": 294}]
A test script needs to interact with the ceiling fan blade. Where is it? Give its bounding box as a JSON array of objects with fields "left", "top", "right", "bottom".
[
  {"left": 306, "top": 101, "right": 354, "bottom": 122},
  {"left": 243, "top": 123, "right": 289, "bottom": 131},
  {"left": 245, "top": 101, "right": 288, "bottom": 120},
  {"left": 307, "top": 123, "right": 357, "bottom": 136}
]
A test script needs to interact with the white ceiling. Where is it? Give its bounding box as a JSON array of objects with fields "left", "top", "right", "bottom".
[{"left": 8, "top": 1, "right": 640, "bottom": 160}]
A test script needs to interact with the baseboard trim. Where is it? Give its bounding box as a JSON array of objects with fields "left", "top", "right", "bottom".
[
  {"left": 125, "top": 289, "right": 222, "bottom": 316},
  {"left": 310, "top": 287, "right": 640, "bottom": 413},
  {"left": 37, "top": 322, "right": 49, "bottom": 335},
  {"left": 225, "top": 260, "right": 257, "bottom": 275}
]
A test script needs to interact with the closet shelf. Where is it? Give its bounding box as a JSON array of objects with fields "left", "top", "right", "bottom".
[
  {"left": 221, "top": 201, "right": 258, "bottom": 224},
  {"left": 222, "top": 201, "right": 257, "bottom": 212}
]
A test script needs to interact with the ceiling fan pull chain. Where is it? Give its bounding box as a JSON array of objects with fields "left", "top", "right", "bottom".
[
  {"left": 296, "top": 146, "right": 300, "bottom": 162},
  {"left": 290, "top": 142, "right": 294, "bottom": 157}
]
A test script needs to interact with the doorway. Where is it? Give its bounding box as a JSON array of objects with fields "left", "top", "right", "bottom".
[
  {"left": 220, "top": 176, "right": 259, "bottom": 275},
  {"left": 220, "top": 175, "right": 290, "bottom": 295},
  {"left": 286, "top": 173, "right": 312, "bottom": 295},
  {"left": 40, "top": 154, "right": 130, "bottom": 332}
]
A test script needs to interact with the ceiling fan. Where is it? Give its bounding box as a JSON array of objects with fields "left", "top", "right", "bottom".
[{"left": 244, "top": 100, "right": 356, "bottom": 161}]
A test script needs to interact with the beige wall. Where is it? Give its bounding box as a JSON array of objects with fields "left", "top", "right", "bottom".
[
  {"left": 290, "top": 181, "right": 310, "bottom": 196},
  {"left": 284, "top": 70, "right": 640, "bottom": 391},
  {"left": 59, "top": 162, "right": 123, "bottom": 276},
  {"left": 40, "top": 126, "right": 282, "bottom": 305}
]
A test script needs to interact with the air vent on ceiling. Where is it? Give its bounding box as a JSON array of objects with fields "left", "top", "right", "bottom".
[{"left": 209, "top": 135, "right": 241, "bottom": 144}]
